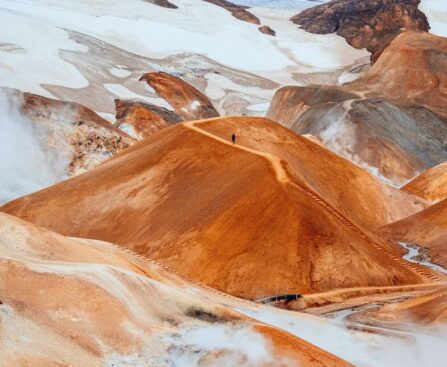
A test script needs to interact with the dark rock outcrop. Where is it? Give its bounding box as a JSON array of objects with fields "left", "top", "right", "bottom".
[
  {"left": 259, "top": 25, "right": 276, "bottom": 36},
  {"left": 203, "top": 0, "right": 260, "bottom": 24},
  {"left": 291, "top": 0, "right": 430, "bottom": 62},
  {"left": 144, "top": 0, "right": 178, "bottom": 9}
]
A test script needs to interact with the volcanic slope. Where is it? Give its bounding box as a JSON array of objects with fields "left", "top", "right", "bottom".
[
  {"left": 381, "top": 198, "right": 447, "bottom": 269},
  {"left": 347, "top": 31, "right": 447, "bottom": 119},
  {"left": 1, "top": 117, "right": 439, "bottom": 298},
  {"left": 266, "top": 31, "right": 447, "bottom": 186},
  {"left": 402, "top": 162, "right": 447, "bottom": 203},
  {"left": 0, "top": 213, "right": 354, "bottom": 367}
]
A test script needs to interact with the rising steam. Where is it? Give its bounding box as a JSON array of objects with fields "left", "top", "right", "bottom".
[{"left": 0, "top": 89, "right": 68, "bottom": 204}]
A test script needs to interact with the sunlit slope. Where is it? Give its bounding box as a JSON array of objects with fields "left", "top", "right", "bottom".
[
  {"left": 0, "top": 212, "right": 354, "bottom": 367},
  {"left": 1, "top": 117, "right": 437, "bottom": 298}
]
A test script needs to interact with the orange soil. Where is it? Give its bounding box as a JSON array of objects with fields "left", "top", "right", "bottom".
[
  {"left": 402, "top": 162, "right": 447, "bottom": 203},
  {"left": 1, "top": 117, "right": 439, "bottom": 299}
]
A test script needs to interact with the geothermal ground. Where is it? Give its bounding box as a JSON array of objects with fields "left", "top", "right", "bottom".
[{"left": 0, "top": 0, "right": 446, "bottom": 366}]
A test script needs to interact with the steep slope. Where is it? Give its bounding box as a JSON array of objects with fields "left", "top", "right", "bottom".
[
  {"left": 381, "top": 199, "right": 447, "bottom": 268},
  {"left": 266, "top": 85, "right": 359, "bottom": 128},
  {"left": 348, "top": 31, "right": 447, "bottom": 119},
  {"left": 0, "top": 213, "right": 354, "bottom": 367},
  {"left": 115, "top": 98, "right": 183, "bottom": 139},
  {"left": 1, "top": 117, "right": 438, "bottom": 298},
  {"left": 195, "top": 117, "right": 426, "bottom": 228},
  {"left": 266, "top": 31, "right": 447, "bottom": 186},
  {"left": 140, "top": 72, "right": 220, "bottom": 120},
  {"left": 290, "top": 0, "right": 429, "bottom": 62},
  {"left": 402, "top": 162, "right": 447, "bottom": 202}
]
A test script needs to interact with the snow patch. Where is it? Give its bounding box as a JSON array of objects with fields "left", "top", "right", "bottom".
[
  {"left": 103, "top": 83, "right": 172, "bottom": 109},
  {"left": 400, "top": 242, "right": 447, "bottom": 275},
  {"left": 109, "top": 66, "right": 132, "bottom": 78},
  {"left": 420, "top": 0, "right": 447, "bottom": 37},
  {"left": 118, "top": 123, "right": 140, "bottom": 139},
  {"left": 190, "top": 100, "right": 201, "bottom": 111},
  {"left": 247, "top": 102, "right": 270, "bottom": 113}
]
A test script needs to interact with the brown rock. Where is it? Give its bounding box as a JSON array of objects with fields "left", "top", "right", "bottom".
[
  {"left": 140, "top": 72, "right": 220, "bottom": 121},
  {"left": 266, "top": 85, "right": 359, "bottom": 128},
  {"left": 291, "top": 0, "right": 429, "bottom": 62},
  {"left": 259, "top": 25, "right": 276, "bottom": 36},
  {"left": 268, "top": 87, "right": 447, "bottom": 186},
  {"left": 114, "top": 99, "right": 182, "bottom": 139},
  {"left": 348, "top": 31, "right": 447, "bottom": 119},
  {"left": 203, "top": 0, "right": 260, "bottom": 25},
  {"left": 143, "top": 0, "right": 178, "bottom": 9}
]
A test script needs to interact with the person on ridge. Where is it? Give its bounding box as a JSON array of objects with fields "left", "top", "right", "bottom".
[{"left": 231, "top": 133, "right": 236, "bottom": 145}]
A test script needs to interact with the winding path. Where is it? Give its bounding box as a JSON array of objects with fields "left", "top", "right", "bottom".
[
  {"left": 184, "top": 119, "right": 444, "bottom": 284},
  {"left": 183, "top": 120, "right": 288, "bottom": 182}
]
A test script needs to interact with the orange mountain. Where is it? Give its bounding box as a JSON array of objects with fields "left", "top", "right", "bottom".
[
  {"left": 381, "top": 199, "right": 447, "bottom": 269},
  {"left": 1, "top": 117, "right": 438, "bottom": 298},
  {"left": 348, "top": 31, "right": 447, "bottom": 119},
  {"left": 402, "top": 162, "right": 447, "bottom": 203}
]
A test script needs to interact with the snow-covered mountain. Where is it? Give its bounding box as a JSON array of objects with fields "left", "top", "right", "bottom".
[{"left": 0, "top": 0, "right": 367, "bottom": 117}]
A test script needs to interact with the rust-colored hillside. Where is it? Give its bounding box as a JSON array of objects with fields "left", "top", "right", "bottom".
[{"left": 1, "top": 117, "right": 438, "bottom": 298}]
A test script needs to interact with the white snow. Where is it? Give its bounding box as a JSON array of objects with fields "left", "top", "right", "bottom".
[
  {"left": 0, "top": 7, "right": 88, "bottom": 97},
  {"left": 190, "top": 100, "right": 201, "bottom": 110},
  {"left": 400, "top": 242, "right": 447, "bottom": 275},
  {"left": 118, "top": 123, "right": 140, "bottom": 139},
  {"left": 246, "top": 6, "right": 369, "bottom": 73},
  {"left": 97, "top": 112, "right": 116, "bottom": 123},
  {"left": 0, "top": 0, "right": 368, "bottom": 98},
  {"left": 247, "top": 102, "right": 270, "bottom": 112},
  {"left": 338, "top": 71, "right": 363, "bottom": 84},
  {"left": 109, "top": 66, "right": 132, "bottom": 78},
  {"left": 103, "top": 83, "right": 172, "bottom": 109},
  {"left": 420, "top": 0, "right": 447, "bottom": 37}
]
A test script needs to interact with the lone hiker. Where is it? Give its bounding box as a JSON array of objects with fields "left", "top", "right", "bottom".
[{"left": 231, "top": 133, "right": 236, "bottom": 145}]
